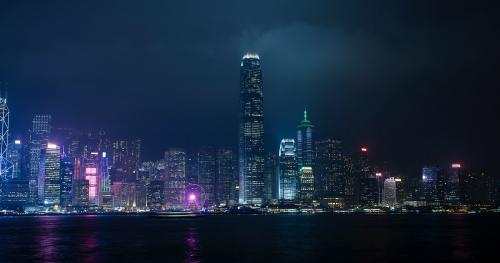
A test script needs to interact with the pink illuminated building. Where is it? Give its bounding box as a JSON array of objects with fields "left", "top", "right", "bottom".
[{"left": 83, "top": 152, "right": 100, "bottom": 206}]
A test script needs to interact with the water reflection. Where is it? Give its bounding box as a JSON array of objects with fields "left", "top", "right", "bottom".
[
  {"left": 35, "top": 216, "right": 61, "bottom": 262},
  {"left": 185, "top": 223, "right": 201, "bottom": 263},
  {"left": 80, "top": 215, "right": 98, "bottom": 263}
]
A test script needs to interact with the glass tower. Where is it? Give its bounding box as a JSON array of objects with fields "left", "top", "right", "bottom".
[
  {"left": 216, "top": 147, "right": 237, "bottom": 206},
  {"left": 296, "top": 108, "right": 314, "bottom": 168},
  {"left": 198, "top": 146, "right": 216, "bottom": 208},
  {"left": 164, "top": 148, "right": 186, "bottom": 210},
  {"left": 238, "top": 53, "right": 265, "bottom": 205},
  {"left": 278, "top": 139, "right": 298, "bottom": 200},
  {"left": 38, "top": 143, "right": 61, "bottom": 205},
  {"left": 59, "top": 152, "right": 74, "bottom": 208},
  {"left": 29, "top": 114, "right": 51, "bottom": 204}
]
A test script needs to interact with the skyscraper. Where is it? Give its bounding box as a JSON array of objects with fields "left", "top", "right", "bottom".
[
  {"left": 99, "top": 152, "right": 112, "bottom": 208},
  {"left": 238, "top": 53, "right": 265, "bottom": 205},
  {"left": 264, "top": 152, "right": 278, "bottom": 201},
  {"left": 0, "top": 94, "right": 11, "bottom": 179},
  {"left": 83, "top": 152, "right": 99, "bottom": 206},
  {"left": 29, "top": 114, "right": 51, "bottom": 204},
  {"left": 421, "top": 165, "right": 441, "bottom": 206},
  {"left": 354, "top": 147, "right": 377, "bottom": 207},
  {"left": 296, "top": 109, "right": 314, "bottom": 168},
  {"left": 185, "top": 152, "right": 199, "bottom": 185},
  {"left": 59, "top": 153, "right": 74, "bottom": 208},
  {"left": 111, "top": 138, "right": 141, "bottom": 182},
  {"left": 216, "top": 147, "right": 237, "bottom": 206},
  {"left": 314, "top": 139, "right": 346, "bottom": 200},
  {"left": 383, "top": 177, "right": 398, "bottom": 207},
  {"left": 443, "top": 163, "right": 462, "bottom": 206},
  {"left": 278, "top": 139, "right": 298, "bottom": 200},
  {"left": 8, "top": 139, "right": 23, "bottom": 179},
  {"left": 198, "top": 146, "right": 216, "bottom": 207},
  {"left": 38, "top": 143, "right": 61, "bottom": 206},
  {"left": 164, "top": 148, "right": 186, "bottom": 210},
  {"left": 299, "top": 167, "right": 314, "bottom": 202}
]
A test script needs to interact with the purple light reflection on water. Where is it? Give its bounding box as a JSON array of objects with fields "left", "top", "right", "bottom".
[
  {"left": 34, "top": 216, "right": 60, "bottom": 262},
  {"left": 33, "top": 215, "right": 101, "bottom": 263},
  {"left": 80, "top": 216, "right": 99, "bottom": 263},
  {"left": 185, "top": 225, "right": 201, "bottom": 263}
]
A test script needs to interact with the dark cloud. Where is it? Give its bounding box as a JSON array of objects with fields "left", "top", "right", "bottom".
[{"left": 1, "top": 0, "right": 499, "bottom": 176}]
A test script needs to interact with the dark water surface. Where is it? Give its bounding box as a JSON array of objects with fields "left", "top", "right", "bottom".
[{"left": 0, "top": 214, "right": 498, "bottom": 262}]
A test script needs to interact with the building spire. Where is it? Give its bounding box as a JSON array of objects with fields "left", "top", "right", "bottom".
[{"left": 303, "top": 107, "right": 308, "bottom": 121}]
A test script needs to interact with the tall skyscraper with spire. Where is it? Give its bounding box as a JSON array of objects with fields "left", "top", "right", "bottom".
[
  {"left": 238, "top": 53, "right": 265, "bottom": 205},
  {"left": 296, "top": 108, "right": 314, "bottom": 169}
]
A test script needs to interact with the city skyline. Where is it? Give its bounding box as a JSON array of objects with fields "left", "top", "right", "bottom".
[
  {"left": 1, "top": 1, "right": 499, "bottom": 177},
  {"left": 1, "top": 2, "right": 500, "bottom": 262}
]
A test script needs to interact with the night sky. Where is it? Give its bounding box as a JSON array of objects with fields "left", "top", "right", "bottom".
[{"left": 1, "top": 1, "right": 499, "bottom": 176}]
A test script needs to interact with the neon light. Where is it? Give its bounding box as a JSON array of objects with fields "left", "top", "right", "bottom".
[{"left": 451, "top": 163, "right": 461, "bottom": 168}]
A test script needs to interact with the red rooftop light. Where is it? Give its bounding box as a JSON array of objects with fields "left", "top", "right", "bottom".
[
  {"left": 451, "top": 163, "right": 461, "bottom": 168},
  {"left": 361, "top": 147, "right": 368, "bottom": 152}
]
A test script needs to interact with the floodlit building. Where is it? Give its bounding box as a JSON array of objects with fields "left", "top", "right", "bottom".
[
  {"left": 299, "top": 167, "right": 314, "bottom": 202},
  {"left": 28, "top": 114, "right": 51, "bottom": 204},
  {"left": 216, "top": 148, "right": 237, "bottom": 206},
  {"left": 383, "top": 177, "right": 397, "bottom": 207},
  {"left": 38, "top": 143, "right": 61, "bottom": 206},
  {"left": 238, "top": 53, "right": 265, "bottom": 205},
  {"left": 278, "top": 139, "right": 298, "bottom": 200},
  {"left": 164, "top": 148, "right": 186, "bottom": 210}
]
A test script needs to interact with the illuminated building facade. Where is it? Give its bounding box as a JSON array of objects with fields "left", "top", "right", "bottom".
[
  {"left": 185, "top": 152, "right": 199, "bottom": 184},
  {"left": 198, "top": 146, "right": 216, "bottom": 207},
  {"left": 72, "top": 179, "right": 89, "bottom": 207},
  {"left": 443, "top": 163, "right": 462, "bottom": 206},
  {"left": 28, "top": 114, "right": 51, "bottom": 204},
  {"left": 383, "top": 177, "right": 398, "bottom": 207},
  {"left": 264, "top": 152, "right": 278, "bottom": 201},
  {"left": 216, "top": 147, "right": 237, "bottom": 206},
  {"left": 278, "top": 139, "right": 298, "bottom": 200},
  {"left": 164, "top": 148, "right": 186, "bottom": 210},
  {"left": 111, "top": 139, "right": 141, "bottom": 182},
  {"left": 8, "top": 139, "right": 23, "bottom": 179},
  {"left": 421, "top": 165, "right": 441, "bottom": 206},
  {"left": 460, "top": 171, "right": 495, "bottom": 206},
  {"left": 84, "top": 152, "right": 99, "bottom": 205},
  {"left": 0, "top": 94, "right": 11, "bottom": 179},
  {"left": 99, "top": 152, "right": 112, "bottom": 208},
  {"left": 147, "top": 180, "right": 164, "bottom": 211},
  {"left": 59, "top": 153, "right": 74, "bottom": 208},
  {"left": 355, "top": 147, "right": 377, "bottom": 207},
  {"left": 238, "top": 53, "right": 265, "bottom": 205},
  {"left": 296, "top": 109, "right": 314, "bottom": 168},
  {"left": 299, "top": 167, "right": 314, "bottom": 201},
  {"left": 314, "top": 139, "right": 346, "bottom": 199},
  {"left": 38, "top": 143, "right": 61, "bottom": 205}
]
